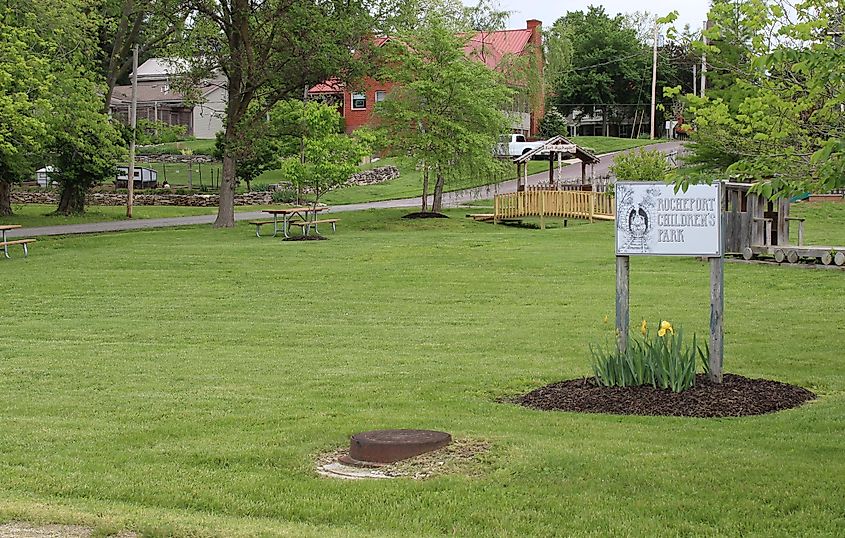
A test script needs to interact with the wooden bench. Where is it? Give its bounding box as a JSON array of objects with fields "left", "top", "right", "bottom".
[
  {"left": 1, "top": 239, "right": 36, "bottom": 258},
  {"left": 288, "top": 218, "right": 339, "bottom": 234},
  {"left": 248, "top": 220, "right": 277, "bottom": 237}
]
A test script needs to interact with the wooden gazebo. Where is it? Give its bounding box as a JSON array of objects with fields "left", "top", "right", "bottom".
[{"left": 510, "top": 135, "right": 601, "bottom": 192}]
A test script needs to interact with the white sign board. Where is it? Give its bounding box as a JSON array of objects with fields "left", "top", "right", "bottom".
[
  {"left": 543, "top": 144, "right": 577, "bottom": 153},
  {"left": 615, "top": 182, "right": 722, "bottom": 256}
]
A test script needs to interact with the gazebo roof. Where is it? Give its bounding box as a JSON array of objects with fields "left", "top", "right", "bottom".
[{"left": 512, "top": 135, "right": 600, "bottom": 165}]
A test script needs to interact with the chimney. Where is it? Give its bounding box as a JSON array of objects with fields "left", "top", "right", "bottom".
[{"left": 527, "top": 19, "right": 542, "bottom": 46}]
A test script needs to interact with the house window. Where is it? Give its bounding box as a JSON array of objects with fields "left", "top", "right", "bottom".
[
  {"left": 375, "top": 91, "right": 387, "bottom": 103},
  {"left": 351, "top": 92, "right": 367, "bottom": 110}
]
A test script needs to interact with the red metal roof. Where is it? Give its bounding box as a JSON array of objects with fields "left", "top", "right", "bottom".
[
  {"left": 464, "top": 29, "right": 533, "bottom": 69},
  {"left": 309, "top": 28, "right": 534, "bottom": 93},
  {"left": 310, "top": 79, "right": 344, "bottom": 94}
]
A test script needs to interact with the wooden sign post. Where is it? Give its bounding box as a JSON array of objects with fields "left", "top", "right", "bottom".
[{"left": 615, "top": 182, "right": 724, "bottom": 382}]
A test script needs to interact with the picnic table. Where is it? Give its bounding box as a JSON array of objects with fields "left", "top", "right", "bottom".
[
  {"left": 250, "top": 206, "right": 337, "bottom": 238},
  {"left": 0, "top": 225, "right": 35, "bottom": 258}
]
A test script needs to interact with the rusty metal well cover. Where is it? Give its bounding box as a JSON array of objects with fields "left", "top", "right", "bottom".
[{"left": 348, "top": 429, "right": 451, "bottom": 464}]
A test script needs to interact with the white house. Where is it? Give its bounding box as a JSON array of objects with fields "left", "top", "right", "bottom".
[{"left": 110, "top": 58, "right": 226, "bottom": 140}]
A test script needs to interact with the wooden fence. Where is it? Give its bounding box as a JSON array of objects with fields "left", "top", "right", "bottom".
[{"left": 494, "top": 190, "right": 615, "bottom": 227}]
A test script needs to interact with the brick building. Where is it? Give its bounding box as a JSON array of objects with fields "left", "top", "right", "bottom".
[{"left": 309, "top": 20, "right": 544, "bottom": 136}]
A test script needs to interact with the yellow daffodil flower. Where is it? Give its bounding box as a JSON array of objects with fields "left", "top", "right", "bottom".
[
  {"left": 603, "top": 315, "right": 609, "bottom": 324},
  {"left": 640, "top": 319, "right": 648, "bottom": 336},
  {"left": 658, "top": 320, "right": 674, "bottom": 337}
]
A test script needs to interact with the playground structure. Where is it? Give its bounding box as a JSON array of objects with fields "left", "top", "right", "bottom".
[
  {"left": 725, "top": 182, "right": 845, "bottom": 265},
  {"left": 511, "top": 135, "right": 601, "bottom": 192},
  {"left": 470, "top": 136, "right": 613, "bottom": 228}
]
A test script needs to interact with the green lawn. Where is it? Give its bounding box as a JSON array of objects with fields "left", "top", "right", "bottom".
[
  {"left": 321, "top": 157, "right": 550, "bottom": 205},
  {"left": 1, "top": 204, "right": 843, "bottom": 537},
  {"left": 0, "top": 204, "right": 279, "bottom": 228},
  {"left": 569, "top": 136, "right": 666, "bottom": 155},
  {"left": 0, "top": 204, "right": 217, "bottom": 227},
  {"left": 137, "top": 139, "right": 217, "bottom": 156}
]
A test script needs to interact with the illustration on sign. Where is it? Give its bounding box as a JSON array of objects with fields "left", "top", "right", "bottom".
[{"left": 615, "top": 182, "right": 722, "bottom": 256}]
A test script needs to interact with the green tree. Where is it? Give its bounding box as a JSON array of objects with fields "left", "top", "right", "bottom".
[
  {"left": 0, "top": 19, "right": 53, "bottom": 216},
  {"left": 538, "top": 109, "right": 568, "bottom": 138},
  {"left": 549, "top": 7, "right": 651, "bottom": 136},
  {"left": 96, "top": 0, "right": 187, "bottom": 111},
  {"left": 49, "top": 74, "right": 125, "bottom": 214},
  {"left": 374, "top": 15, "right": 513, "bottom": 213},
  {"left": 181, "top": 0, "right": 373, "bottom": 228},
  {"left": 280, "top": 102, "right": 370, "bottom": 208},
  {"left": 680, "top": 0, "right": 845, "bottom": 196}
]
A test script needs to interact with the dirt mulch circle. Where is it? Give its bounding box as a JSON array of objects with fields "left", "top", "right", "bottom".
[
  {"left": 282, "top": 234, "right": 328, "bottom": 241},
  {"left": 402, "top": 212, "right": 449, "bottom": 219},
  {"left": 510, "top": 374, "right": 816, "bottom": 418},
  {"left": 316, "top": 438, "right": 490, "bottom": 480}
]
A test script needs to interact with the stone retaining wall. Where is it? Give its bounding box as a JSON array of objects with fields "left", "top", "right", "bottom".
[
  {"left": 137, "top": 154, "right": 216, "bottom": 164},
  {"left": 347, "top": 166, "right": 399, "bottom": 186},
  {"left": 10, "top": 166, "right": 401, "bottom": 207},
  {"left": 11, "top": 191, "right": 273, "bottom": 207}
]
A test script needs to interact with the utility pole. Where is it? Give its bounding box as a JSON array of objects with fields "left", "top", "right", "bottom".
[
  {"left": 650, "top": 20, "right": 659, "bottom": 139},
  {"left": 127, "top": 44, "right": 138, "bottom": 218},
  {"left": 693, "top": 63, "right": 697, "bottom": 96},
  {"left": 701, "top": 21, "right": 708, "bottom": 98},
  {"left": 831, "top": 9, "right": 843, "bottom": 112}
]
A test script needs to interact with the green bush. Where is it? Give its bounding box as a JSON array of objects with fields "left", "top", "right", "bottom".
[
  {"left": 539, "top": 109, "right": 568, "bottom": 138},
  {"left": 250, "top": 182, "right": 273, "bottom": 192},
  {"left": 136, "top": 120, "right": 189, "bottom": 145},
  {"left": 590, "top": 320, "right": 710, "bottom": 393},
  {"left": 609, "top": 148, "right": 670, "bottom": 181},
  {"left": 271, "top": 188, "right": 297, "bottom": 203}
]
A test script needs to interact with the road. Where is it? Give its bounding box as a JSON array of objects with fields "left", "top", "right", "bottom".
[{"left": 7, "top": 141, "right": 683, "bottom": 238}]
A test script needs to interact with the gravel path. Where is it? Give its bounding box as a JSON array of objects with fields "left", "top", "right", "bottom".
[{"left": 7, "top": 141, "right": 683, "bottom": 238}]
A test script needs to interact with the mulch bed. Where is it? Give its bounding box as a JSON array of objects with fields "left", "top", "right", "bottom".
[
  {"left": 402, "top": 212, "right": 449, "bottom": 219},
  {"left": 510, "top": 374, "right": 816, "bottom": 418}
]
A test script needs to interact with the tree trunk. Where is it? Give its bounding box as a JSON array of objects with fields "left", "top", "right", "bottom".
[
  {"left": 431, "top": 167, "right": 445, "bottom": 212},
  {"left": 214, "top": 154, "right": 237, "bottom": 227},
  {"left": 56, "top": 185, "right": 86, "bottom": 215},
  {"left": 421, "top": 165, "right": 429, "bottom": 212},
  {"left": 0, "top": 180, "right": 12, "bottom": 216}
]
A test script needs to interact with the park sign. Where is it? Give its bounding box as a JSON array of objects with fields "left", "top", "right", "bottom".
[
  {"left": 613, "top": 180, "right": 724, "bottom": 383},
  {"left": 615, "top": 182, "right": 723, "bottom": 257}
]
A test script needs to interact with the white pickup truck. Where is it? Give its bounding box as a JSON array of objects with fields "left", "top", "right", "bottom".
[{"left": 496, "top": 134, "right": 546, "bottom": 158}]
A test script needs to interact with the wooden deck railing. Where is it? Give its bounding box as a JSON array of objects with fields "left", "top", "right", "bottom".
[{"left": 494, "top": 190, "right": 615, "bottom": 226}]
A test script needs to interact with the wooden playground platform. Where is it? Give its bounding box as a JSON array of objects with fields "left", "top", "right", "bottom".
[
  {"left": 469, "top": 189, "right": 615, "bottom": 228},
  {"left": 726, "top": 182, "right": 845, "bottom": 265}
]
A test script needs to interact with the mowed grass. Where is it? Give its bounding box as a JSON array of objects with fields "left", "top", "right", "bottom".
[
  {"left": 569, "top": 136, "right": 664, "bottom": 155},
  {"left": 321, "top": 157, "right": 550, "bottom": 205},
  {"left": 0, "top": 204, "right": 219, "bottom": 228},
  {"left": 0, "top": 205, "right": 843, "bottom": 536},
  {"left": 137, "top": 139, "right": 217, "bottom": 156},
  {"left": 0, "top": 204, "right": 284, "bottom": 229}
]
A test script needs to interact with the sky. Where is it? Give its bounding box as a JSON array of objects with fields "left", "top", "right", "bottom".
[{"left": 468, "top": 1, "right": 712, "bottom": 33}]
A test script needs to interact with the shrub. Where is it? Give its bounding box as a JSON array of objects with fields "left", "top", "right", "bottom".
[
  {"left": 250, "top": 182, "right": 273, "bottom": 192},
  {"left": 539, "top": 108, "right": 568, "bottom": 138},
  {"left": 590, "top": 320, "right": 709, "bottom": 393},
  {"left": 271, "top": 188, "right": 297, "bottom": 203},
  {"left": 136, "top": 120, "right": 189, "bottom": 145},
  {"left": 610, "top": 148, "right": 670, "bottom": 181}
]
